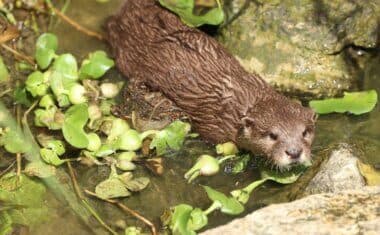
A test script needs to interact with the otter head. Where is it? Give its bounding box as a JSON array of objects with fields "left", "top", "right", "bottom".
[{"left": 237, "top": 95, "right": 317, "bottom": 170}]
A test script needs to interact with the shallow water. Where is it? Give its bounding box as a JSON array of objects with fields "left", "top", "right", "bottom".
[{"left": 14, "top": 0, "right": 380, "bottom": 234}]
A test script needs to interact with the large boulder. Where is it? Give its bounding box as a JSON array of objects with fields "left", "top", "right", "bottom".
[
  {"left": 202, "top": 186, "right": 380, "bottom": 235},
  {"left": 219, "top": 0, "right": 380, "bottom": 97}
]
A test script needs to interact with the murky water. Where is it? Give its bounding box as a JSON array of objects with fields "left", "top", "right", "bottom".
[{"left": 6, "top": 0, "right": 380, "bottom": 234}]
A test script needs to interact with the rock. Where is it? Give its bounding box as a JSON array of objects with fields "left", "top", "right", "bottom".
[
  {"left": 202, "top": 186, "right": 380, "bottom": 235},
  {"left": 304, "top": 145, "right": 365, "bottom": 195},
  {"left": 219, "top": 0, "right": 380, "bottom": 97}
]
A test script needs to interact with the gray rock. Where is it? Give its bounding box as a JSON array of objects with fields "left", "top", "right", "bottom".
[
  {"left": 202, "top": 186, "right": 380, "bottom": 235},
  {"left": 304, "top": 145, "right": 365, "bottom": 195},
  {"left": 219, "top": 0, "right": 380, "bottom": 97}
]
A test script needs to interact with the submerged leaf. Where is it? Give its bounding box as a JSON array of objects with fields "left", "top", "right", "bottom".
[
  {"left": 0, "top": 173, "right": 49, "bottom": 227},
  {"left": 150, "top": 121, "right": 191, "bottom": 155},
  {"left": 309, "top": 90, "right": 378, "bottom": 115},
  {"left": 203, "top": 186, "right": 244, "bottom": 215},
  {"left": 95, "top": 178, "right": 131, "bottom": 199},
  {"left": 24, "top": 162, "right": 56, "bottom": 178},
  {"left": 123, "top": 177, "right": 150, "bottom": 192},
  {"left": 159, "top": 0, "right": 224, "bottom": 27}
]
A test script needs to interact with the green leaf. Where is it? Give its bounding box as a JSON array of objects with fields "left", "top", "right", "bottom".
[
  {"left": 13, "top": 86, "right": 32, "bottom": 106},
  {"left": 62, "top": 103, "right": 89, "bottom": 148},
  {"left": 230, "top": 178, "right": 267, "bottom": 204},
  {"left": 0, "top": 56, "right": 9, "bottom": 82},
  {"left": 188, "top": 208, "right": 208, "bottom": 231},
  {"left": 49, "top": 71, "right": 72, "bottom": 107},
  {"left": 25, "top": 71, "right": 49, "bottom": 97},
  {"left": 79, "top": 51, "right": 114, "bottom": 79},
  {"left": 95, "top": 178, "right": 131, "bottom": 199},
  {"left": 35, "top": 33, "right": 58, "bottom": 69},
  {"left": 115, "top": 129, "right": 143, "bottom": 151},
  {"left": 309, "top": 90, "right": 378, "bottom": 115},
  {"left": 185, "top": 155, "right": 220, "bottom": 183},
  {"left": 34, "top": 107, "right": 64, "bottom": 130},
  {"left": 170, "top": 204, "right": 196, "bottom": 235},
  {"left": 150, "top": 120, "right": 191, "bottom": 155},
  {"left": 24, "top": 162, "right": 56, "bottom": 178},
  {"left": 123, "top": 177, "right": 150, "bottom": 192},
  {"left": 52, "top": 54, "right": 78, "bottom": 80},
  {"left": 261, "top": 167, "right": 304, "bottom": 184},
  {"left": 40, "top": 148, "right": 65, "bottom": 166},
  {"left": 0, "top": 211, "right": 13, "bottom": 235},
  {"left": 0, "top": 173, "right": 49, "bottom": 227},
  {"left": 159, "top": 0, "right": 224, "bottom": 27},
  {"left": 203, "top": 186, "right": 244, "bottom": 215},
  {"left": 231, "top": 154, "right": 250, "bottom": 174},
  {"left": 0, "top": 127, "right": 28, "bottom": 154}
]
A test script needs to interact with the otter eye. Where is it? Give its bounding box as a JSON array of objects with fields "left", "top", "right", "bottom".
[
  {"left": 269, "top": 132, "right": 278, "bottom": 141},
  {"left": 302, "top": 129, "right": 309, "bottom": 138}
]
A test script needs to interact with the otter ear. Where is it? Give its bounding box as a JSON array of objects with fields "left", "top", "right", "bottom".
[{"left": 241, "top": 117, "right": 255, "bottom": 127}]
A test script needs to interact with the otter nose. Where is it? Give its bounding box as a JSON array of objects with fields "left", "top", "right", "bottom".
[{"left": 285, "top": 148, "right": 302, "bottom": 160}]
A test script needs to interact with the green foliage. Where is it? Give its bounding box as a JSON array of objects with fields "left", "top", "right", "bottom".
[
  {"left": 13, "top": 86, "right": 32, "bottom": 106},
  {"left": 79, "top": 51, "right": 115, "bottom": 79},
  {"left": 0, "top": 56, "right": 9, "bottom": 82},
  {"left": 184, "top": 155, "right": 220, "bottom": 183},
  {"left": 52, "top": 54, "right": 78, "bottom": 80},
  {"left": 0, "top": 173, "right": 49, "bottom": 228},
  {"left": 0, "top": 127, "right": 28, "bottom": 154},
  {"left": 35, "top": 33, "right": 58, "bottom": 69},
  {"left": 150, "top": 120, "right": 191, "bottom": 155},
  {"left": 0, "top": 211, "right": 13, "bottom": 235},
  {"left": 62, "top": 103, "right": 89, "bottom": 148},
  {"left": 231, "top": 166, "right": 305, "bottom": 204},
  {"left": 25, "top": 71, "right": 49, "bottom": 97},
  {"left": 95, "top": 167, "right": 149, "bottom": 199},
  {"left": 159, "top": 0, "right": 224, "bottom": 27},
  {"left": 24, "top": 162, "right": 56, "bottom": 178},
  {"left": 261, "top": 167, "right": 304, "bottom": 184},
  {"left": 203, "top": 186, "right": 244, "bottom": 215},
  {"left": 40, "top": 148, "right": 65, "bottom": 166},
  {"left": 231, "top": 154, "right": 250, "bottom": 174},
  {"left": 187, "top": 208, "right": 208, "bottom": 231},
  {"left": 309, "top": 90, "right": 378, "bottom": 115},
  {"left": 169, "top": 204, "right": 196, "bottom": 235}
]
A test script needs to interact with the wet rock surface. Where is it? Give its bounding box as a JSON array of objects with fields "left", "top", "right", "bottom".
[
  {"left": 219, "top": 0, "right": 380, "bottom": 97},
  {"left": 304, "top": 145, "right": 365, "bottom": 195},
  {"left": 202, "top": 186, "right": 380, "bottom": 235}
]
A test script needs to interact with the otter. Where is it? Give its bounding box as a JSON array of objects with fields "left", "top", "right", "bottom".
[{"left": 106, "top": 0, "right": 317, "bottom": 169}]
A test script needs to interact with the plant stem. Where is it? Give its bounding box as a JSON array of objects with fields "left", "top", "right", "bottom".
[
  {"left": 203, "top": 201, "right": 220, "bottom": 215},
  {"left": 218, "top": 155, "right": 235, "bottom": 164},
  {"left": 45, "top": 0, "right": 104, "bottom": 41},
  {"left": 1, "top": 44, "right": 35, "bottom": 66},
  {"left": 85, "top": 189, "right": 158, "bottom": 235},
  {"left": 243, "top": 178, "right": 268, "bottom": 194},
  {"left": 67, "top": 162, "right": 117, "bottom": 235}
]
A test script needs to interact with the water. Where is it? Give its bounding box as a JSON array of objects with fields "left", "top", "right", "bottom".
[{"left": 5, "top": 0, "right": 380, "bottom": 234}]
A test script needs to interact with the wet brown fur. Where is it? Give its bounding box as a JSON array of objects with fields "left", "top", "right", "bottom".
[{"left": 106, "top": 0, "right": 316, "bottom": 160}]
